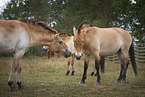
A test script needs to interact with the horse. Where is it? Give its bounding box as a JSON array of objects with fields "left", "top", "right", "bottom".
[
  {"left": 73, "top": 21, "right": 137, "bottom": 85},
  {"left": 43, "top": 34, "right": 76, "bottom": 75},
  {"left": 43, "top": 31, "right": 105, "bottom": 76},
  {"left": 0, "top": 18, "right": 71, "bottom": 91}
]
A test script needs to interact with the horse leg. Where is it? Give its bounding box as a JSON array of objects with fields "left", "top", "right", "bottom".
[
  {"left": 92, "top": 56, "right": 105, "bottom": 76},
  {"left": 94, "top": 53, "right": 101, "bottom": 85},
  {"left": 116, "top": 51, "right": 123, "bottom": 83},
  {"left": 116, "top": 50, "right": 129, "bottom": 83},
  {"left": 121, "top": 52, "right": 129, "bottom": 83},
  {"left": 90, "top": 68, "right": 95, "bottom": 76},
  {"left": 17, "top": 62, "right": 23, "bottom": 89},
  {"left": 122, "top": 61, "right": 129, "bottom": 83},
  {"left": 79, "top": 55, "right": 90, "bottom": 84},
  {"left": 71, "top": 55, "right": 75, "bottom": 75},
  {"left": 8, "top": 50, "right": 24, "bottom": 91},
  {"left": 66, "top": 57, "right": 70, "bottom": 76}
]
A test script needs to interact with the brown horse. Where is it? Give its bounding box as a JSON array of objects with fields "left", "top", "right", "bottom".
[
  {"left": 0, "top": 18, "right": 71, "bottom": 91},
  {"left": 73, "top": 21, "right": 137, "bottom": 85},
  {"left": 43, "top": 35, "right": 76, "bottom": 75}
]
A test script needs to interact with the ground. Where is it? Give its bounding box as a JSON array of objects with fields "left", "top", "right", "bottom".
[{"left": 0, "top": 56, "right": 144, "bottom": 97}]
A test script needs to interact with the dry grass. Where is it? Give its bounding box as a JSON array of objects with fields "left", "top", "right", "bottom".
[{"left": 0, "top": 56, "right": 145, "bottom": 97}]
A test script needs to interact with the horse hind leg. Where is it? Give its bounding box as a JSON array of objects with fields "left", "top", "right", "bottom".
[
  {"left": 17, "top": 62, "right": 23, "bottom": 89},
  {"left": 116, "top": 50, "right": 129, "bottom": 83},
  {"left": 121, "top": 52, "right": 129, "bottom": 83},
  {"left": 93, "top": 52, "right": 101, "bottom": 85},
  {"left": 95, "top": 58, "right": 101, "bottom": 85},
  {"left": 8, "top": 50, "right": 24, "bottom": 91}
]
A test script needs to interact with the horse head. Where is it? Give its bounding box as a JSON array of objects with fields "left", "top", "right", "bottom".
[
  {"left": 48, "top": 34, "right": 71, "bottom": 58},
  {"left": 73, "top": 26, "right": 86, "bottom": 60}
]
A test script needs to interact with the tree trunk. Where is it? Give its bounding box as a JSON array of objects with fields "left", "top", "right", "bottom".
[{"left": 106, "top": 0, "right": 110, "bottom": 27}]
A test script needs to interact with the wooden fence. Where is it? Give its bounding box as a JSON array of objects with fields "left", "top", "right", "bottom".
[
  {"left": 106, "top": 43, "right": 145, "bottom": 64},
  {"left": 23, "top": 43, "right": 145, "bottom": 64}
]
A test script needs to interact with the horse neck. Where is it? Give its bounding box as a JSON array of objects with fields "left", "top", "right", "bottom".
[{"left": 28, "top": 27, "right": 54, "bottom": 47}]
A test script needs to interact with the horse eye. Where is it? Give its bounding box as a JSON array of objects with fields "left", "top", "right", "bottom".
[
  {"left": 82, "top": 41, "right": 84, "bottom": 43},
  {"left": 58, "top": 41, "right": 63, "bottom": 45}
]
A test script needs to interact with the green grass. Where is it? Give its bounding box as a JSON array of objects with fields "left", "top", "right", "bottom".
[{"left": 0, "top": 56, "right": 145, "bottom": 97}]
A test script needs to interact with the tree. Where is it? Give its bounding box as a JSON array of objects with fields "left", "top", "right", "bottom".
[
  {"left": 112, "top": 0, "right": 145, "bottom": 43},
  {"left": 1, "top": 0, "right": 144, "bottom": 43},
  {"left": 2, "top": 0, "right": 50, "bottom": 21}
]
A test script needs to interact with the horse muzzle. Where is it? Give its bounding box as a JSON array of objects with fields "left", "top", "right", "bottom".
[
  {"left": 75, "top": 52, "right": 82, "bottom": 60},
  {"left": 76, "top": 56, "right": 81, "bottom": 60},
  {"left": 63, "top": 48, "right": 71, "bottom": 58}
]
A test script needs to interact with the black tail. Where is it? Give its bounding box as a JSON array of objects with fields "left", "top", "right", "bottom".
[
  {"left": 129, "top": 43, "right": 138, "bottom": 76},
  {"left": 100, "top": 56, "right": 105, "bottom": 73}
]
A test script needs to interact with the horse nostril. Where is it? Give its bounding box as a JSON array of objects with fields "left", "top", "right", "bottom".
[{"left": 76, "top": 56, "right": 81, "bottom": 60}]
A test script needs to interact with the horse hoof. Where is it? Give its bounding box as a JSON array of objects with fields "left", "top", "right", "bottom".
[
  {"left": 10, "top": 86, "right": 17, "bottom": 92},
  {"left": 79, "top": 80, "right": 85, "bottom": 84},
  {"left": 18, "top": 85, "right": 23, "bottom": 90},
  {"left": 90, "top": 72, "right": 94, "bottom": 76},
  {"left": 95, "top": 82, "right": 101, "bottom": 85},
  {"left": 115, "top": 80, "right": 118, "bottom": 83},
  {"left": 17, "top": 81, "right": 23, "bottom": 90},
  {"left": 121, "top": 79, "right": 126, "bottom": 83},
  {"left": 71, "top": 71, "right": 75, "bottom": 75},
  {"left": 66, "top": 71, "right": 70, "bottom": 76},
  {"left": 115, "top": 80, "right": 121, "bottom": 83}
]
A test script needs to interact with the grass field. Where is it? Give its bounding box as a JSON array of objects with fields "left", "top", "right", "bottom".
[{"left": 0, "top": 56, "right": 145, "bottom": 97}]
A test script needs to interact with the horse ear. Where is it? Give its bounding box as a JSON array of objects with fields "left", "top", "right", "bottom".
[
  {"left": 73, "top": 26, "right": 76, "bottom": 34},
  {"left": 55, "top": 34, "right": 59, "bottom": 38}
]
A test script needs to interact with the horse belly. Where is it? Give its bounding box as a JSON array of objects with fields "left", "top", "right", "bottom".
[
  {"left": 99, "top": 49, "right": 119, "bottom": 56},
  {"left": 99, "top": 43, "right": 122, "bottom": 56}
]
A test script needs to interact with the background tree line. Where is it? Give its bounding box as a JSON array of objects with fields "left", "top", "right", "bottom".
[{"left": 0, "top": 0, "right": 144, "bottom": 43}]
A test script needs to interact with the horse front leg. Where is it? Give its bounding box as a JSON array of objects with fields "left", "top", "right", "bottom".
[
  {"left": 71, "top": 55, "right": 75, "bottom": 75},
  {"left": 66, "top": 57, "right": 71, "bottom": 76},
  {"left": 90, "top": 68, "right": 95, "bottom": 76},
  {"left": 8, "top": 50, "right": 24, "bottom": 91},
  {"left": 79, "top": 55, "right": 90, "bottom": 84}
]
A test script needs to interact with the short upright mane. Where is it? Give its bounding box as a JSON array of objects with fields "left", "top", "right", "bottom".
[
  {"left": 18, "top": 18, "right": 58, "bottom": 34},
  {"left": 59, "top": 32, "right": 72, "bottom": 37},
  {"left": 37, "top": 21, "right": 58, "bottom": 34},
  {"left": 77, "top": 20, "right": 93, "bottom": 33}
]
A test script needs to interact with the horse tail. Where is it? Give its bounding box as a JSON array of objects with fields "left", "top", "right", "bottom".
[
  {"left": 100, "top": 56, "right": 105, "bottom": 73},
  {"left": 129, "top": 43, "right": 138, "bottom": 76}
]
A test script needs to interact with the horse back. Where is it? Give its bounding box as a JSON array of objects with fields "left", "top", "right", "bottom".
[{"left": 83, "top": 27, "right": 132, "bottom": 56}]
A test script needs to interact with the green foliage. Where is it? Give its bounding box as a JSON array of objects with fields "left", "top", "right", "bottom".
[
  {"left": 0, "top": 0, "right": 144, "bottom": 42},
  {"left": 112, "top": 0, "right": 145, "bottom": 43}
]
